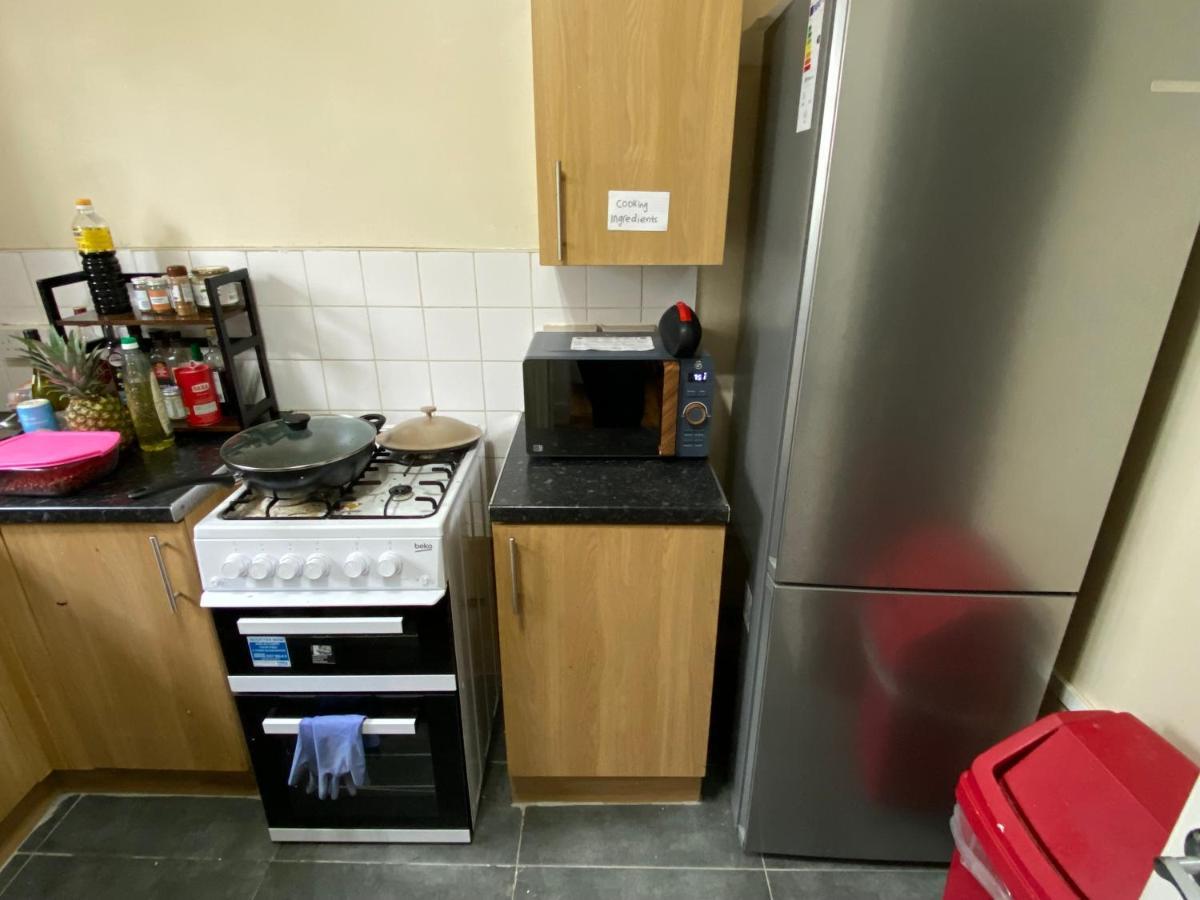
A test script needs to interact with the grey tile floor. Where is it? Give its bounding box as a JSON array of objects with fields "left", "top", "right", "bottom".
[{"left": 0, "top": 735, "right": 948, "bottom": 899}]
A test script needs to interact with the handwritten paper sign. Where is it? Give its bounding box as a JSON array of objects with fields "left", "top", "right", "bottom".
[{"left": 607, "top": 191, "right": 669, "bottom": 231}]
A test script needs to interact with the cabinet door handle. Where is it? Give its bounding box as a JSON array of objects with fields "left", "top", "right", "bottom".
[
  {"left": 507, "top": 536, "right": 520, "bottom": 617},
  {"left": 149, "top": 535, "right": 183, "bottom": 614},
  {"left": 554, "top": 159, "right": 563, "bottom": 263}
]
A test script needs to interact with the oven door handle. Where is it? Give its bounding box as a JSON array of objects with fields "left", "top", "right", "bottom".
[
  {"left": 261, "top": 717, "right": 418, "bottom": 736},
  {"left": 237, "top": 617, "right": 404, "bottom": 636}
]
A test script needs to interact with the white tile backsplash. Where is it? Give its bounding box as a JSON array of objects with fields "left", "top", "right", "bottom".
[
  {"left": 586, "top": 266, "right": 642, "bottom": 308},
  {"left": 132, "top": 248, "right": 190, "bottom": 272},
  {"left": 3, "top": 247, "right": 690, "bottom": 443},
  {"left": 424, "top": 308, "right": 481, "bottom": 360},
  {"left": 313, "top": 306, "right": 373, "bottom": 360},
  {"left": 272, "top": 360, "right": 328, "bottom": 410},
  {"left": 376, "top": 361, "right": 433, "bottom": 409},
  {"left": 485, "top": 411, "right": 522, "bottom": 457},
  {"left": 478, "top": 308, "right": 533, "bottom": 361},
  {"left": 304, "top": 250, "right": 365, "bottom": 306},
  {"left": 533, "top": 307, "right": 590, "bottom": 330},
  {"left": 322, "top": 360, "right": 380, "bottom": 411},
  {"left": 0, "top": 253, "right": 34, "bottom": 308},
  {"left": 532, "top": 261, "right": 586, "bottom": 308},
  {"left": 475, "top": 252, "right": 531, "bottom": 307},
  {"left": 368, "top": 307, "right": 427, "bottom": 360},
  {"left": 247, "top": 251, "right": 310, "bottom": 306},
  {"left": 642, "top": 265, "right": 699, "bottom": 314},
  {"left": 189, "top": 249, "right": 248, "bottom": 271},
  {"left": 362, "top": 251, "right": 420, "bottom": 307},
  {"left": 430, "top": 362, "right": 485, "bottom": 409},
  {"left": 259, "top": 306, "right": 319, "bottom": 359},
  {"left": 417, "top": 252, "right": 476, "bottom": 307},
  {"left": 21, "top": 250, "right": 90, "bottom": 311},
  {"left": 481, "top": 361, "right": 524, "bottom": 410},
  {"left": 587, "top": 307, "right": 642, "bottom": 325}
]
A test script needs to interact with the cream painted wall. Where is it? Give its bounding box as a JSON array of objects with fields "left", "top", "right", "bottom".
[
  {"left": 1058, "top": 234, "right": 1200, "bottom": 760},
  {"left": 0, "top": 1, "right": 537, "bottom": 250}
]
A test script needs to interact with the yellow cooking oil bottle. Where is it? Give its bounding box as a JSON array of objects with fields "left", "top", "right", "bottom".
[{"left": 118, "top": 335, "right": 175, "bottom": 452}]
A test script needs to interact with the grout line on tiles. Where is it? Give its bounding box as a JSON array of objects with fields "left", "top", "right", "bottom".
[
  {"left": 763, "top": 855, "right": 775, "bottom": 900},
  {"left": 30, "top": 793, "right": 82, "bottom": 850},
  {"left": 413, "top": 254, "right": 436, "bottom": 410},
  {"left": 510, "top": 806, "right": 525, "bottom": 900},
  {"left": 0, "top": 854, "right": 32, "bottom": 898},
  {"left": 268, "top": 858, "right": 514, "bottom": 869},
  {"left": 506, "top": 863, "right": 768, "bottom": 871}
]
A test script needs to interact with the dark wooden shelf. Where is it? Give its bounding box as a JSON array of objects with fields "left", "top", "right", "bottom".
[
  {"left": 171, "top": 414, "right": 242, "bottom": 433},
  {"left": 59, "top": 309, "right": 246, "bottom": 328}
]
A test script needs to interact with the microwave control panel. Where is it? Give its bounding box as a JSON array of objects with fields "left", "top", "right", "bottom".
[{"left": 677, "top": 354, "right": 714, "bottom": 457}]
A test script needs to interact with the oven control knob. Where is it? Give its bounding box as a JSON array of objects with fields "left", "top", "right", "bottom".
[
  {"left": 343, "top": 552, "right": 370, "bottom": 579},
  {"left": 377, "top": 552, "right": 402, "bottom": 579},
  {"left": 220, "top": 553, "right": 250, "bottom": 579},
  {"left": 683, "top": 401, "right": 709, "bottom": 427},
  {"left": 248, "top": 554, "right": 275, "bottom": 581},
  {"left": 276, "top": 554, "right": 304, "bottom": 580},
  {"left": 303, "top": 554, "right": 332, "bottom": 580}
]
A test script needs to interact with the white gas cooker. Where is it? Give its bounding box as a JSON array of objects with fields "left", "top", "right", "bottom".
[{"left": 196, "top": 444, "right": 481, "bottom": 607}]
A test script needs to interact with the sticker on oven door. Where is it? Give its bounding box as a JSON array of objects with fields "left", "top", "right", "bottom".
[
  {"left": 311, "top": 644, "right": 335, "bottom": 665},
  {"left": 246, "top": 635, "right": 291, "bottom": 668}
]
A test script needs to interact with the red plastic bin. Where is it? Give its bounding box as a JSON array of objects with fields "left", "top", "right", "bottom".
[{"left": 944, "top": 710, "right": 1197, "bottom": 900}]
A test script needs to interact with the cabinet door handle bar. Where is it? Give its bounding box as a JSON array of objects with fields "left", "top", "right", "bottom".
[
  {"left": 149, "top": 535, "right": 183, "bottom": 614},
  {"left": 554, "top": 159, "right": 563, "bottom": 263},
  {"left": 507, "top": 536, "right": 520, "bottom": 617}
]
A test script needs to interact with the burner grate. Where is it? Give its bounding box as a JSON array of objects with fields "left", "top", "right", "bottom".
[{"left": 218, "top": 445, "right": 469, "bottom": 521}]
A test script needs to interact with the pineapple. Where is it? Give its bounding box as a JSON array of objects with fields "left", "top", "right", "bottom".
[{"left": 14, "top": 330, "right": 135, "bottom": 447}]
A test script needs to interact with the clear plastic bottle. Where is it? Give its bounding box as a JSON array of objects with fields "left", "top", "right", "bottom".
[
  {"left": 118, "top": 335, "right": 174, "bottom": 452},
  {"left": 72, "top": 199, "right": 130, "bottom": 315},
  {"left": 202, "top": 329, "right": 230, "bottom": 405}
]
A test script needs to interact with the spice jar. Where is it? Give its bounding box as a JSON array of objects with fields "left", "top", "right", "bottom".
[
  {"left": 191, "top": 266, "right": 244, "bottom": 309},
  {"left": 165, "top": 265, "right": 198, "bottom": 316},
  {"left": 129, "top": 276, "right": 154, "bottom": 316},
  {"left": 145, "top": 276, "right": 173, "bottom": 316},
  {"left": 160, "top": 384, "right": 187, "bottom": 421}
]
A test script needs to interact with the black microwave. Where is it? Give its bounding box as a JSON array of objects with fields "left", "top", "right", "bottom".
[{"left": 522, "top": 331, "right": 714, "bottom": 458}]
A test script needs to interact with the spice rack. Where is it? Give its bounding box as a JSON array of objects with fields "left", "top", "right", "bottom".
[{"left": 37, "top": 268, "right": 280, "bottom": 432}]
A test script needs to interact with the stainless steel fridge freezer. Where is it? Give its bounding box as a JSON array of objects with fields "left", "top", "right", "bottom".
[{"left": 729, "top": 0, "right": 1200, "bottom": 861}]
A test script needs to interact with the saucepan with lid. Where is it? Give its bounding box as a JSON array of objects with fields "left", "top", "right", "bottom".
[
  {"left": 128, "top": 412, "right": 385, "bottom": 499},
  {"left": 377, "top": 406, "right": 481, "bottom": 453}
]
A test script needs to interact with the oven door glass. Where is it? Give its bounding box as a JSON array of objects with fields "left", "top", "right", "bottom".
[
  {"left": 214, "top": 603, "right": 455, "bottom": 676},
  {"left": 524, "top": 359, "right": 666, "bottom": 456},
  {"left": 236, "top": 693, "right": 469, "bottom": 830}
]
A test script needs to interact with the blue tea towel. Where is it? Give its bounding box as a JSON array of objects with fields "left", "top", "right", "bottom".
[{"left": 287, "top": 715, "right": 368, "bottom": 800}]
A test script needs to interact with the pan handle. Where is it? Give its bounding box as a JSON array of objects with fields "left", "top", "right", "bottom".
[
  {"left": 128, "top": 473, "right": 237, "bottom": 500},
  {"left": 360, "top": 413, "right": 386, "bottom": 433}
]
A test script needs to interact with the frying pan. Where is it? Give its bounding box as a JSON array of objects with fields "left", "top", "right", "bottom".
[{"left": 128, "top": 413, "right": 385, "bottom": 500}]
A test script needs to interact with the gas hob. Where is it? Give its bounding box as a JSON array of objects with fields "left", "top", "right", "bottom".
[{"left": 194, "top": 444, "right": 484, "bottom": 603}]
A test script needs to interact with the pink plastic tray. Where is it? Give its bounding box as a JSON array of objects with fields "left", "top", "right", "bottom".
[{"left": 0, "top": 431, "right": 121, "bottom": 469}]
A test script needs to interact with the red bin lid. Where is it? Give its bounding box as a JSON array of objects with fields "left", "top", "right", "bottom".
[{"left": 962, "top": 711, "right": 1196, "bottom": 900}]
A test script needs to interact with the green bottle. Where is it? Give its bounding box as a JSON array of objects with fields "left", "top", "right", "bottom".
[{"left": 119, "top": 335, "right": 174, "bottom": 452}]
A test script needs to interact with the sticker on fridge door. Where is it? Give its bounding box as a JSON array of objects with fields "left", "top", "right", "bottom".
[
  {"left": 246, "top": 635, "right": 291, "bottom": 668},
  {"left": 607, "top": 191, "right": 669, "bottom": 231},
  {"left": 796, "top": 0, "right": 825, "bottom": 133}
]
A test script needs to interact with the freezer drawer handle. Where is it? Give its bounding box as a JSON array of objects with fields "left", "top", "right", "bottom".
[
  {"left": 261, "top": 717, "right": 417, "bottom": 736},
  {"left": 237, "top": 617, "right": 404, "bottom": 636}
]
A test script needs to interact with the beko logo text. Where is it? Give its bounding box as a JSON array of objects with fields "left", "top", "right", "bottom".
[{"left": 414, "top": 542, "right": 433, "bottom": 552}]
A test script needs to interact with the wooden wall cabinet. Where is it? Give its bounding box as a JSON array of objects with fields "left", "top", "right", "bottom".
[
  {"left": 0, "top": 496, "right": 246, "bottom": 774},
  {"left": 532, "top": 0, "right": 743, "bottom": 266},
  {"left": 492, "top": 522, "right": 724, "bottom": 802}
]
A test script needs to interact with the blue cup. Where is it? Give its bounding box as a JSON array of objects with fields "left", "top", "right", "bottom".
[{"left": 16, "top": 399, "right": 60, "bottom": 433}]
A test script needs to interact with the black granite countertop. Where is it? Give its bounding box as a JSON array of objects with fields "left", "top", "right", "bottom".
[
  {"left": 490, "top": 417, "right": 730, "bottom": 525},
  {"left": 0, "top": 433, "right": 227, "bottom": 525}
]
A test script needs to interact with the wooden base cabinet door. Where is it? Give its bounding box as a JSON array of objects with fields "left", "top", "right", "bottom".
[
  {"left": 531, "top": 0, "right": 742, "bottom": 265},
  {"left": 1, "top": 520, "right": 246, "bottom": 772},
  {"left": 493, "top": 523, "right": 724, "bottom": 778}
]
